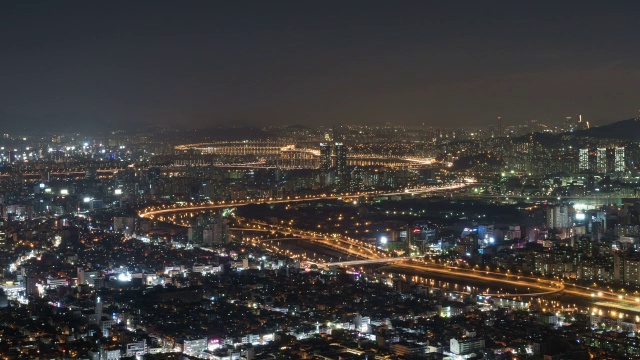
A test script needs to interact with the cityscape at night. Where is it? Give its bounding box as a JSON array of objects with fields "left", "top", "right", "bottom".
[{"left": 2, "top": 2, "right": 640, "bottom": 360}]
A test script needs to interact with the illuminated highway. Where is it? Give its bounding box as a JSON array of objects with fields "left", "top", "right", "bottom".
[
  {"left": 313, "top": 257, "right": 410, "bottom": 267},
  {"left": 138, "top": 182, "right": 471, "bottom": 219},
  {"left": 385, "top": 261, "right": 640, "bottom": 316},
  {"left": 391, "top": 261, "right": 564, "bottom": 297},
  {"left": 238, "top": 224, "right": 640, "bottom": 315}
]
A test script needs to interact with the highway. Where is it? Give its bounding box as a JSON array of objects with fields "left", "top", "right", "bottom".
[
  {"left": 381, "top": 261, "right": 640, "bottom": 316},
  {"left": 244, "top": 224, "right": 640, "bottom": 314},
  {"left": 138, "top": 183, "right": 471, "bottom": 218},
  {"left": 390, "top": 261, "right": 564, "bottom": 297},
  {"left": 313, "top": 257, "right": 410, "bottom": 267}
]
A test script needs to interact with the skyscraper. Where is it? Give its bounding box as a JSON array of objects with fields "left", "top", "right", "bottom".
[
  {"left": 334, "top": 142, "right": 348, "bottom": 182},
  {"left": 615, "top": 147, "right": 625, "bottom": 172},
  {"left": 319, "top": 143, "right": 332, "bottom": 171},
  {"left": 596, "top": 148, "right": 607, "bottom": 173},
  {"left": 579, "top": 148, "right": 589, "bottom": 171}
]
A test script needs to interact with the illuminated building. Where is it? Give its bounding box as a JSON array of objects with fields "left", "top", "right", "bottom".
[
  {"left": 578, "top": 148, "right": 589, "bottom": 171},
  {"left": 615, "top": 147, "right": 625, "bottom": 172},
  {"left": 183, "top": 338, "right": 207, "bottom": 356},
  {"left": 125, "top": 341, "right": 148, "bottom": 357},
  {"left": 578, "top": 146, "right": 625, "bottom": 173},
  {"left": 450, "top": 337, "right": 485, "bottom": 355},
  {"left": 319, "top": 143, "right": 332, "bottom": 171},
  {"left": 411, "top": 222, "right": 437, "bottom": 253},
  {"left": 596, "top": 148, "right": 607, "bottom": 173},
  {"left": 334, "top": 142, "right": 348, "bottom": 182},
  {"left": 546, "top": 205, "right": 570, "bottom": 229}
]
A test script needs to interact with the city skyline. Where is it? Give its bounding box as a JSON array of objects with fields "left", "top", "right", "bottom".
[
  {"left": 1, "top": 104, "right": 640, "bottom": 358},
  {"left": 4, "top": 3, "right": 640, "bottom": 358},
  {"left": 1, "top": 1, "right": 640, "bottom": 131}
]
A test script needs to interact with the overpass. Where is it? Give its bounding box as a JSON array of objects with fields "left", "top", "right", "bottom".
[
  {"left": 139, "top": 182, "right": 472, "bottom": 218},
  {"left": 311, "top": 257, "right": 410, "bottom": 267},
  {"left": 304, "top": 257, "right": 565, "bottom": 298}
]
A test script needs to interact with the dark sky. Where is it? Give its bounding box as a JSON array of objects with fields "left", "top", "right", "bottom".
[{"left": 1, "top": 1, "right": 639, "bottom": 131}]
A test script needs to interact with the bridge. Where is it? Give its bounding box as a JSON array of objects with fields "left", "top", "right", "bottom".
[{"left": 173, "top": 141, "right": 435, "bottom": 169}]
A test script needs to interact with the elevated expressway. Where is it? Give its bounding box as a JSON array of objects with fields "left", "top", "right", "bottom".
[{"left": 138, "top": 183, "right": 469, "bottom": 218}]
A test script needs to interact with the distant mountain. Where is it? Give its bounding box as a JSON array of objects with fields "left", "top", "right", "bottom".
[
  {"left": 571, "top": 118, "right": 640, "bottom": 140},
  {"left": 512, "top": 118, "right": 640, "bottom": 146}
]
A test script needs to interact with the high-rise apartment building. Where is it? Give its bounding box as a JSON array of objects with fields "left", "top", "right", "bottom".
[
  {"left": 596, "top": 148, "right": 607, "bottom": 173},
  {"left": 577, "top": 146, "right": 626, "bottom": 173},
  {"left": 546, "top": 205, "right": 570, "bottom": 229},
  {"left": 334, "top": 142, "right": 348, "bottom": 182},
  {"left": 319, "top": 143, "right": 332, "bottom": 171},
  {"left": 579, "top": 148, "right": 589, "bottom": 171},
  {"left": 615, "top": 147, "right": 625, "bottom": 172}
]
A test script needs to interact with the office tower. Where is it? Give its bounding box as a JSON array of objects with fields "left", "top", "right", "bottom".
[
  {"left": 319, "top": 143, "right": 332, "bottom": 171},
  {"left": 334, "top": 142, "right": 348, "bottom": 182},
  {"left": 615, "top": 147, "right": 625, "bottom": 172},
  {"left": 596, "top": 148, "right": 607, "bottom": 173},
  {"left": 579, "top": 148, "right": 589, "bottom": 171}
]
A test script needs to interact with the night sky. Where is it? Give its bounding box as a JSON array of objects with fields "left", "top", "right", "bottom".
[{"left": 1, "top": 1, "right": 639, "bottom": 131}]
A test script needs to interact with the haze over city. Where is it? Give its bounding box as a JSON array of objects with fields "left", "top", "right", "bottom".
[{"left": 2, "top": 1, "right": 640, "bottom": 131}]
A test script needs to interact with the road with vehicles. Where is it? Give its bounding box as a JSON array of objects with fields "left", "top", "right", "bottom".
[
  {"left": 138, "top": 183, "right": 472, "bottom": 218},
  {"left": 381, "top": 260, "right": 640, "bottom": 315},
  {"left": 390, "top": 261, "right": 564, "bottom": 297}
]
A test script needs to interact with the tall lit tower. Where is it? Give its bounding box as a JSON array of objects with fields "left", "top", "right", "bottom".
[
  {"left": 319, "top": 143, "right": 332, "bottom": 171},
  {"left": 578, "top": 148, "right": 589, "bottom": 171},
  {"left": 596, "top": 148, "right": 607, "bottom": 173},
  {"left": 577, "top": 114, "right": 586, "bottom": 130},
  {"left": 334, "top": 142, "right": 348, "bottom": 182},
  {"left": 615, "top": 147, "right": 625, "bottom": 172}
]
